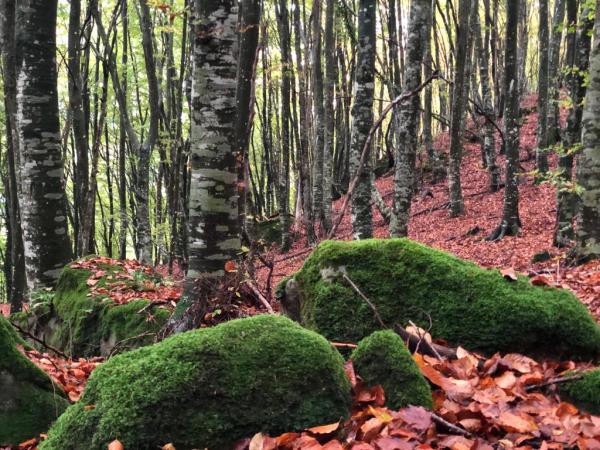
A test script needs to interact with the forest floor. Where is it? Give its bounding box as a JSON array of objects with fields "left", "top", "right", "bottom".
[
  {"left": 5, "top": 95, "right": 600, "bottom": 450},
  {"left": 257, "top": 94, "right": 600, "bottom": 319}
]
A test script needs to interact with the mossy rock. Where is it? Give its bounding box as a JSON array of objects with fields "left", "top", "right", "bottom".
[
  {"left": 560, "top": 369, "right": 600, "bottom": 415},
  {"left": 281, "top": 239, "right": 600, "bottom": 359},
  {"left": 0, "top": 316, "right": 68, "bottom": 445},
  {"left": 40, "top": 315, "right": 351, "bottom": 450},
  {"left": 14, "top": 258, "right": 171, "bottom": 358},
  {"left": 352, "top": 330, "right": 433, "bottom": 409}
]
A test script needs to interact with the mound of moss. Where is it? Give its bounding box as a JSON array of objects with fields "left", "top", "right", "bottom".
[
  {"left": 13, "top": 259, "right": 171, "bottom": 357},
  {"left": 40, "top": 315, "right": 351, "bottom": 450},
  {"left": 560, "top": 369, "right": 600, "bottom": 415},
  {"left": 281, "top": 239, "right": 600, "bottom": 359},
  {"left": 352, "top": 330, "right": 432, "bottom": 409},
  {"left": 0, "top": 316, "right": 68, "bottom": 445}
]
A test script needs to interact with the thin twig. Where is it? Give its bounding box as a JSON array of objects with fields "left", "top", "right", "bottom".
[
  {"left": 10, "top": 321, "right": 70, "bottom": 360},
  {"left": 328, "top": 72, "right": 441, "bottom": 239},
  {"left": 246, "top": 282, "right": 275, "bottom": 313},
  {"left": 431, "top": 412, "right": 473, "bottom": 437},
  {"left": 524, "top": 373, "right": 584, "bottom": 392}
]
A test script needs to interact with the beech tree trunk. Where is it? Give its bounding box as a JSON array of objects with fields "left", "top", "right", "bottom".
[
  {"left": 389, "top": 0, "right": 432, "bottom": 236},
  {"left": 536, "top": 0, "right": 550, "bottom": 174},
  {"left": 186, "top": 0, "right": 240, "bottom": 279},
  {"left": 322, "top": 0, "right": 335, "bottom": 233},
  {"left": 575, "top": 1, "right": 600, "bottom": 260},
  {"left": 349, "top": 0, "right": 376, "bottom": 240},
  {"left": 555, "top": 2, "right": 592, "bottom": 247},
  {"left": 15, "top": 0, "right": 73, "bottom": 289},
  {"left": 487, "top": 0, "right": 521, "bottom": 241},
  {"left": 447, "top": 0, "right": 473, "bottom": 217}
]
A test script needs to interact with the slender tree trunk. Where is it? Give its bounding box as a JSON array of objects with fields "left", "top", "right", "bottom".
[
  {"left": 474, "top": 6, "right": 499, "bottom": 192},
  {"left": 235, "top": 0, "right": 260, "bottom": 236},
  {"left": 0, "top": 0, "right": 26, "bottom": 309},
  {"left": 536, "top": 0, "right": 550, "bottom": 174},
  {"left": 118, "top": 0, "right": 129, "bottom": 259},
  {"left": 389, "top": 0, "right": 432, "bottom": 236},
  {"left": 15, "top": 0, "right": 73, "bottom": 289},
  {"left": 547, "top": 0, "right": 566, "bottom": 147},
  {"left": 135, "top": 0, "right": 161, "bottom": 264},
  {"left": 447, "top": 0, "right": 473, "bottom": 217},
  {"left": 322, "top": 0, "right": 335, "bottom": 233},
  {"left": 311, "top": 0, "right": 325, "bottom": 229},
  {"left": 276, "top": 0, "right": 292, "bottom": 250},
  {"left": 576, "top": 0, "right": 600, "bottom": 261},
  {"left": 349, "top": 0, "right": 376, "bottom": 240},
  {"left": 555, "top": 2, "right": 593, "bottom": 247},
  {"left": 69, "top": 0, "right": 90, "bottom": 256},
  {"left": 487, "top": 0, "right": 521, "bottom": 241}
]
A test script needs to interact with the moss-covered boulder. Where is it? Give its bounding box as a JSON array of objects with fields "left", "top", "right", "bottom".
[
  {"left": 41, "top": 315, "right": 351, "bottom": 450},
  {"left": 352, "top": 330, "right": 432, "bottom": 409},
  {"left": 13, "top": 257, "right": 174, "bottom": 357},
  {"left": 560, "top": 369, "right": 600, "bottom": 415},
  {"left": 0, "top": 316, "right": 68, "bottom": 445},
  {"left": 281, "top": 239, "right": 600, "bottom": 359}
]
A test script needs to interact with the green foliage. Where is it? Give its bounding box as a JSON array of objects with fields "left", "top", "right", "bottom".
[
  {"left": 40, "top": 315, "right": 352, "bottom": 450},
  {"left": 560, "top": 369, "right": 600, "bottom": 415},
  {"left": 290, "top": 239, "right": 600, "bottom": 359},
  {"left": 351, "top": 330, "right": 433, "bottom": 409},
  {"left": 0, "top": 316, "right": 68, "bottom": 445}
]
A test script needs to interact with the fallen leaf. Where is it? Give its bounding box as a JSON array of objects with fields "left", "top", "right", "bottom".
[
  {"left": 108, "top": 440, "right": 124, "bottom": 450},
  {"left": 307, "top": 422, "right": 340, "bottom": 435},
  {"left": 501, "top": 268, "right": 518, "bottom": 281},
  {"left": 496, "top": 411, "right": 538, "bottom": 433}
]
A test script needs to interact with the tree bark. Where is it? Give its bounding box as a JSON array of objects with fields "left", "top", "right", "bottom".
[
  {"left": 447, "top": 0, "right": 473, "bottom": 217},
  {"left": 576, "top": 0, "right": 600, "bottom": 261},
  {"left": 15, "top": 0, "right": 73, "bottom": 289},
  {"left": 536, "top": 0, "right": 550, "bottom": 174},
  {"left": 487, "top": 0, "right": 521, "bottom": 241},
  {"left": 349, "top": 0, "right": 376, "bottom": 240},
  {"left": 389, "top": 0, "right": 432, "bottom": 236}
]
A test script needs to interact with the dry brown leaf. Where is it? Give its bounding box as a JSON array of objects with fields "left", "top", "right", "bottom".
[{"left": 496, "top": 411, "right": 538, "bottom": 433}]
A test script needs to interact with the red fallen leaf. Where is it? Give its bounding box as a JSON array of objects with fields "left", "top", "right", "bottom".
[
  {"left": 345, "top": 360, "right": 357, "bottom": 388},
  {"left": 530, "top": 275, "right": 553, "bottom": 286},
  {"left": 72, "top": 368, "right": 87, "bottom": 379},
  {"left": 224, "top": 260, "right": 237, "bottom": 272},
  {"left": 372, "top": 437, "right": 413, "bottom": 450},
  {"left": 17, "top": 438, "right": 38, "bottom": 450},
  {"left": 87, "top": 278, "right": 99, "bottom": 287},
  {"left": 350, "top": 443, "right": 376, "bottom": 450},
  {"left": 501, "top": 268, "right": 518, "bottom": 281},
  {"left": 322, "top": 441, "right": 344, "bottom": 450},
  {"left": 361, "top": 417, "right": 385, "bottom": 442},
  {"left": 248, "top": 433, "right": 277, "bottom": 450},
  {"left": 555, "top": 402, "right": 578, "bottom": 418},
  {"left": 397, "top": 406, "right": 432, "bottom": 433},
  {"left": 495, "top": 371, "right": 517, "bottom": 390},
  {"left": 290, "top": 434, "right": 323, "bottom": 449},
  {"left": 437, "top": 436, "right": 475, "bottom": 450},
  {"left": 357, "top": 385, "right": 385, "bottom": 406},
  {"left": 496, "top": 411, "right": 538, "bottom": 433},
  {"left": 162, "top": 444, "right": 177, "bottom": 450},
  {"left": 108, "top": 440, "right": 124, "bottom": 450},
  {"left": 275, "top": 432, "right": 300, "bottom": 446},
  {"left": 307, "top": 422, "right": 340, "bottom": 435},
  {"left": 500, "top": 354, "right": 537, "bottom": 374}
]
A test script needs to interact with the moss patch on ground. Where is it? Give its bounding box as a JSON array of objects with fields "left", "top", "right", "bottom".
[
  {"left": 351, "top": 330, "right": 432, "bottom": 409},
  {"left": 40, "top": 315, "right": 351, "bottom": 450},
  {"left": 0, "top": 316, "right": 68, "bottom": 445},
  {"left": 14, "top": 258, "right": 173, "bottom": 357},
  {"left": 560, "top": 369, "right": 600, "bottom": 415},
  {"left": 285, "top": 239, "right": 600, "bottom": 359}
]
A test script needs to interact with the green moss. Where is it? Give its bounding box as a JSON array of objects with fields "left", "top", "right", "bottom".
[
  {"left": 560, "top": 369, "right": 600, "bottom": 415},
  {"left": 352, "top": 330, "right": 432, "bottom": 409},
  {"left": 291, "top": 239, "right": 600, "bottom": 359},
  {"left": 0, "top": 316, "right": 68, "bottom": 445},
  {"left": 41, "top": 315, "right": 351, "bottom": 450},
  {"left": 17, "top": 261, "right": 171, "bottom": 357}
]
